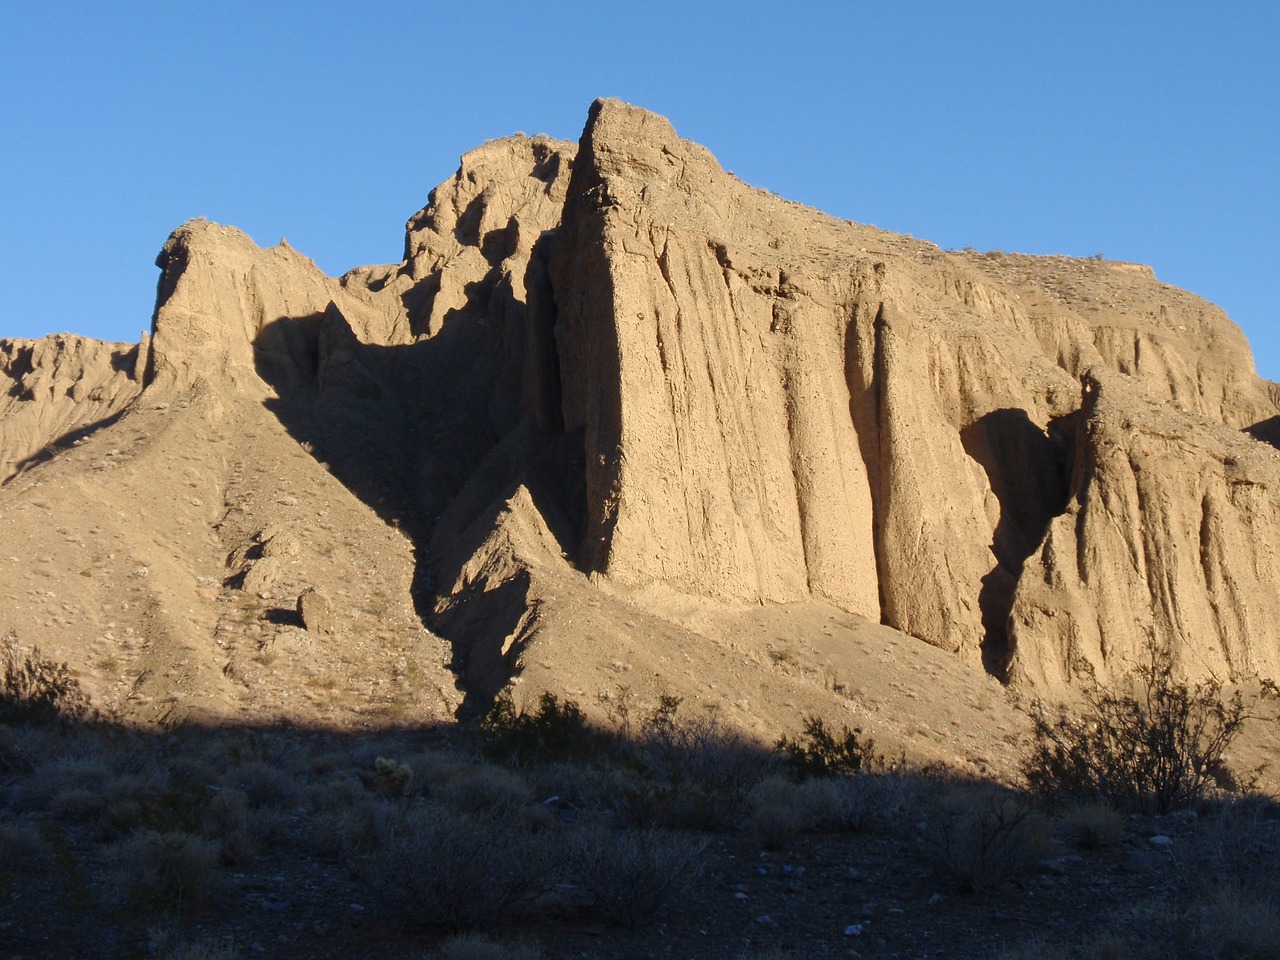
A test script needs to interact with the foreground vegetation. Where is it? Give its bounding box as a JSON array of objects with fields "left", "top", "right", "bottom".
[{"left": 1, "top": 639, "right": 1277, "bottom": 959}]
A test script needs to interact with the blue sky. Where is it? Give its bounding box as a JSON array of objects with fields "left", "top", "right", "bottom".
[{"left": 3, "top": 2, "right": 1277, "bottom": 376}]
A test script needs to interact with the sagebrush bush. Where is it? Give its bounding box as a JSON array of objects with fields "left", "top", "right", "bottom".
[
  {"left": 110, "top": 829, "right": 224, "bottom": 914},
  {"left": 572, "top": 825, "right": 707, "bottom": 928},
  {"left": 433, "top": 763, "right": 532, "bottom": 814},
  {"left": 748, "top": 776, "right": 807, "bottom": 848},
  {"left": 342, "top": 804, "right": 558, "bottom": 930},
  {"left": 776, "top": 715, "right": 879, "bottom": 779},
  {"left": 0, "top": 818, "right": 50, "bottom": 869},
  {"left": 1023, "top": 653, "right": 1247, "bottom": 813},
  {"left": 482, "top": 690, "right": 608, "bottom": 762},
  {"left": 938, "top": 790, "right": 1052, "bottom": 893}
]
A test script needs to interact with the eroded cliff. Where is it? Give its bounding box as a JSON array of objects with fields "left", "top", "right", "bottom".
[{"left": 2, "top": 99, "right": 1277, "bottom": 742}]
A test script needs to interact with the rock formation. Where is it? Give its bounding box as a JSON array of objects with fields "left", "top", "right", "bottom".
[{"left": 2, "top": 99, "right": 1278, "bottom": 745}]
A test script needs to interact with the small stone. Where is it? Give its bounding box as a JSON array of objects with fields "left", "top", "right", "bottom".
[
  {"left": 844, "top": 923, "right": 864, "bottom": 936},
  {"left": 928, "top": 893, "right": 944, "bottom": 906},
  {"left": 1149, "top": 835, "right": 1173, "bottom": 847},
  {"left": 734, "top": 892, "right": 748, "bottom": 900}
]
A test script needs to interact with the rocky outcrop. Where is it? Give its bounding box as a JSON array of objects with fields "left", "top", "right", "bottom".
[
  {"left": 0, "top": 334, "right": 144, "bottom": 481},
  {"left": 1007, "top": 367, "right": 1280, "bottom": 686}
]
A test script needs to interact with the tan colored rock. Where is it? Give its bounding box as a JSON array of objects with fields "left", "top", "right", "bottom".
[{"left": 297, "top": 587, "right": 335, "bottom": 636}]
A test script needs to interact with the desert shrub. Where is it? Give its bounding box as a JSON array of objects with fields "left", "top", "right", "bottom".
[
  {"left": 0, "top": 635, "right": 90, "bottom": 724},
  {"left": 103, "top": 772, "right": 212, "bottom": 836},
  {"left": 627, "top": 697, "right": 767, "bottom": 829},
  {"left": 776, "top": 715, "right": 879, "bottom": 780},
  {"left": 15, "top": 755, "right": 112, "bottom": 813},
  {"left": 572, "top": 825, "right": 707, "bottom": 928},
  {"left": 481, "top": 690, "right": 606, "bottom": 762},
  {"left": 989, "top": 940, "right": 1078, "bottom": 960},
  {"left": 0, "top": 721, "right": 63, "bottom": 776},
  {"left": 1023, "top": 653, "right": 1247, "bottom": 814},
  {"left": 748, "top": 776, "right": 807, "bottom": 848},
  {"left": 226, "top": 759, "right": 300, "bottom": 809},
  {"left": 1059, "top": 801, "right": 1125, "bottom": 850},
  {"left": 434, "top": 764, "right": 532, "bottom": 814},
  {"left": 799, "top": 772, "right": 904, "bottom": 833},
  {"left": 341, "top": 804, "right": 558, "bottom": 930},
  {"left": 110, "top": 829, "right": 224, "bottom": 913},
  {"left": 202, "top": 787, "right": 250, "bottom": 835},
  {"left": 49, "top": 786, "right": 109, "bottom": 822},
  {"left": 938, "top": 790, "right": 1052, "bottom": 893}
]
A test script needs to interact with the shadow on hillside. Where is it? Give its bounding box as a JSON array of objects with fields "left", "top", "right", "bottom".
[{"left": 251, "top": 236, "right": 585, "bottom": 719}]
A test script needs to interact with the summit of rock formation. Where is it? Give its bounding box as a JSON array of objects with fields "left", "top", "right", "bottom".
[{"left": 2, "top": 99, "right": 1277, "bottom": 781}]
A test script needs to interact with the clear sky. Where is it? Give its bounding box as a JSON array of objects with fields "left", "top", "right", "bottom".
[{"left": 3, "top": 2, "right": 1277, "bottom": 376}]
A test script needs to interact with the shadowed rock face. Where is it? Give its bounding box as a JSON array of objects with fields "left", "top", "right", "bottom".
[{"left": 4, "top": 98, "right": 1279, "bottom": 722}]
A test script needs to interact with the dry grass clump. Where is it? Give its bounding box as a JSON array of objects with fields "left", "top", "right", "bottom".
[{"left": 572, "top": 825, "right": 707, "bottom": 929}]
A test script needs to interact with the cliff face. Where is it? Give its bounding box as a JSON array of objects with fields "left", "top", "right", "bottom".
[{"left": 3, "top": 99, "right": 1278, "bottom": 732}]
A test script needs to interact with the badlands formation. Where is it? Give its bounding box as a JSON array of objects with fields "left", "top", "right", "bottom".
[{"left": 2, "top": 100, "right": 1278, "bottom": 777}]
